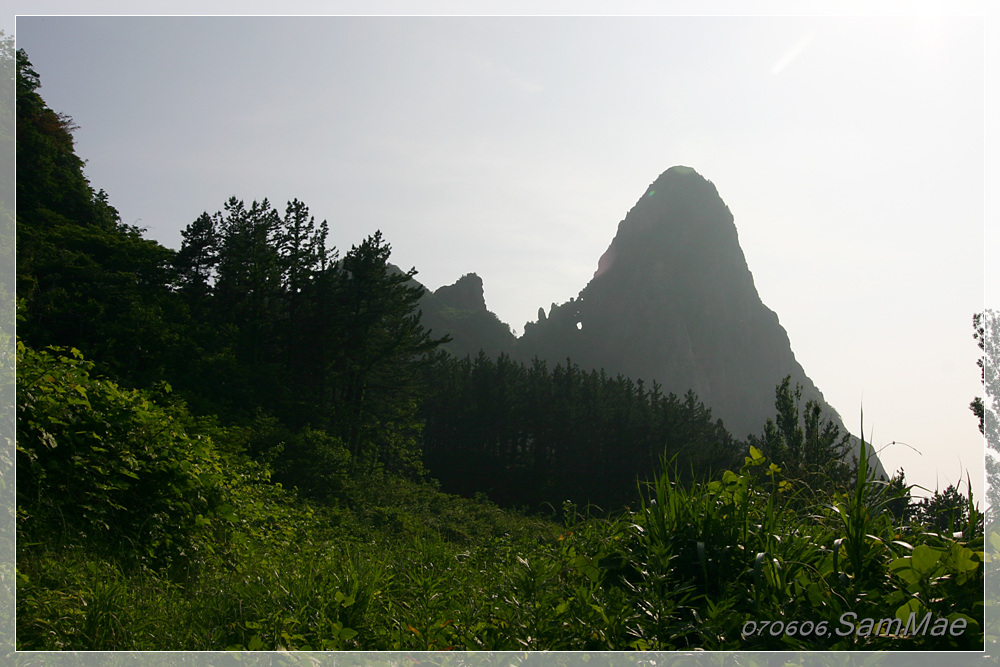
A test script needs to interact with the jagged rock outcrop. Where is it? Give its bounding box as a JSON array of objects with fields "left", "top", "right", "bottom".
[
  {"left": 419, "top": 273, "right": 515, "bottom": 359},
  {"left": 433, "top": 272, "right": 489, "bottom": 313},
  {"left": 515, "top": 166, "right": 882, "bottom": 474}
]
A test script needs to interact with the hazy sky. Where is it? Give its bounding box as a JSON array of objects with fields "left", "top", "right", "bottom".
[{"left": 7, "top": 2, "right": 994, "bottom": 501}]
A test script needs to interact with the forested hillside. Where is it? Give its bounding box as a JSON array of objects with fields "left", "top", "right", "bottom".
[
  {"left": 12, "top": 42, "right": 987, "bottom": 652},
  {"left": 13, "top": 41, "right": 744, "bottom": 511}
]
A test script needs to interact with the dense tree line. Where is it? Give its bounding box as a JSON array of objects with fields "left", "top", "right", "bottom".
[{"left": 420, "top": 352, "right": 740, "bottom": 509}]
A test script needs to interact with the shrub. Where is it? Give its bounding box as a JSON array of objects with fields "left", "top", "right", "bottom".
[{"left": 16, "top": 341, "right": 225, "bottom": 565}]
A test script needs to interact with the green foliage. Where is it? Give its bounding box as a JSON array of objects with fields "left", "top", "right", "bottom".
[
  {"left": 16, "top": 341, "right": 224, "bottom": 565},
  {"left": 889, "top": 540, "right": 983, "bottom": 649},
  {"left": 16, "top": 416, "right": 985, "bottom": 651},
  {"left": 623, "top": 439, "right": 983, "bottom": 650},
  {"left": 17, "top": 215, "right": 180, "bottom": 385},
  {"left": 235, "top": 413, "right": 352, "bottom": 503}
]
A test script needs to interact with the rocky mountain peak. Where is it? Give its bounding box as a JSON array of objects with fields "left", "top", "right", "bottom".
[
  {"left": 518, "top": 166, "right": 877, "bottom": 470},
  {"left": 418, "top": 272, "right": 515, "bottom": 359},
  {"left": 432, "top": 272, "right": 487, "bottom": 313}
]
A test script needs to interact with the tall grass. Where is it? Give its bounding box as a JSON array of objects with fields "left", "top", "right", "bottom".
[
  {"left": 17, "top": 444, "right": 984, "bottom": 651},
  {"left": 627, "top": 437, "right": 982, "bottom": 650}
]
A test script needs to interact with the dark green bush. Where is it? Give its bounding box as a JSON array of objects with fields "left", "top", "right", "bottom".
[{"left": 16, "top": 340, "right": 225, "bottom": 564}]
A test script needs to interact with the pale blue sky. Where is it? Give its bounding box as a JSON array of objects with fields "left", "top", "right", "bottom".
[{"left": 6, "top": 2, "right": 994, "bottom": 501}]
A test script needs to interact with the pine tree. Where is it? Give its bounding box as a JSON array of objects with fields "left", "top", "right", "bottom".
[
  {"left": 326, "top": 231, "right": 448, "bottom": 470},
  {"left": 214, "top": 198, "right": 282, "bottom": 371},
  {"left": 175, "top": 211, "right": 219, "bottom": 303},
  {"left": 275, "top": 199, "right": 329, "bottom": 416},
  {"left": 750, "top": 376, "right": 851, "bottom": 496}
]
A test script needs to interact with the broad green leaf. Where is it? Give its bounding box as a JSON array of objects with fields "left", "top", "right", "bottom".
[
  {"left": 895, "top": 597, "right": 928, "bottom": 622},
  {"left": 910, "top": 544, "right": 942, "bottom": 576}
]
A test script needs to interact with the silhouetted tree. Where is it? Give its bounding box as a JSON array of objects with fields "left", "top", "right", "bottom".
[
  {"left": 912, "top": 484, "right": 979, "bottom": 535},
  {"left": 749, "top": 376, "right": 852, "bottom": 496},
  {"left": 174, "top": 211, "right": 219, "bottom": 303},
  {"left": 325, "top": 231, "right": 448, "bottom": 470}
]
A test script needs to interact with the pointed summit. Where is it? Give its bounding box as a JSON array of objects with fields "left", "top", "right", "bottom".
[
  {"left": 593, "top": 166, "right": 741, "bottom": 285},
  {"left": 518, "top": 166, "right": 880, "bottom": 475},
  {"left": 573, "top": 166, "right": 790, "bottom": 440}
]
